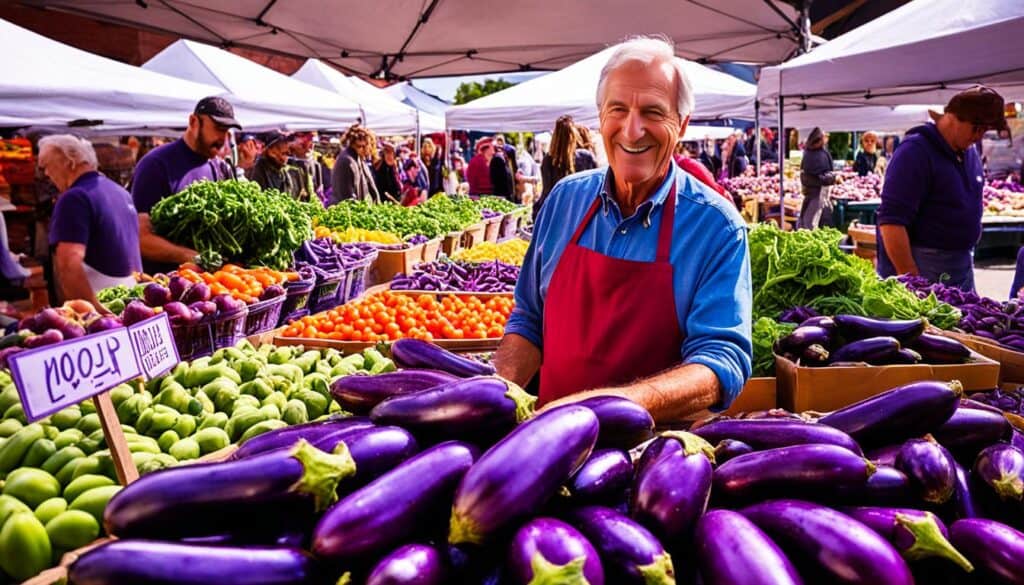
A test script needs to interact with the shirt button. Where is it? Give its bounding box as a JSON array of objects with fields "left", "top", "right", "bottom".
[{"left": 619, "top": 228, "right": 627, "bottom": 235}]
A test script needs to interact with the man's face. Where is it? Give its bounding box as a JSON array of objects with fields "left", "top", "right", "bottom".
[
  {"left": 37, "top": 147, "right": 73, "bottom": 191},
  {"left": 950, "top": 115, "right": 989, "bottom": 151},
  {"left": 494, "top": 136, "right": 505, "bottom": 148},
  {"left": 384, "top": 148, "right": 396, "bottom": 164},
  {"left": 352, "top": 138, "right": 369, "bottom": 158},
  {"left": 266, "top": 141, "right": 291, "bottom": 165},
  {"left": 193, "top": 115, "right": 231, "bottom": 159},
  {"left": 294, "top": 134, "right": 314, "bottom": 157},
  {"left": 599, "top": 60, "right": 686, "bottom": 190}
]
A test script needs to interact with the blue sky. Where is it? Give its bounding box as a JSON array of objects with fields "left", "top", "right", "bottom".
[{"left": 409, "top": 71, "right": 547, "bottom": 102}]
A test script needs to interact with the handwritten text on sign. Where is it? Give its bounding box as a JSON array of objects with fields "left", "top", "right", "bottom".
[{"left": 8, "top": 314, "right": 179, "bottom": 422}]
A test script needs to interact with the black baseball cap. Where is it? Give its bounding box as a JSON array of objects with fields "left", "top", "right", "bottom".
[
  {"left": 194, "top": 96, "right": 242, "bottom": 129},
  {"left": 259, "top": 130, "right": 293, "bottom": 148}
]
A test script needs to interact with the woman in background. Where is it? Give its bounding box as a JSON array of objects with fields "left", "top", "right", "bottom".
[
  {"left": 797, "top": 127, "right": 841, "bottom": 229},
  {"left": 536, "top": 115, "right": 597, "bottom": 218},
  {"left": 854, "top": 131, "right": 879, "bottom": 176}
]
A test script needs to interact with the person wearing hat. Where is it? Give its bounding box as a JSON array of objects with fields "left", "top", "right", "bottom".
[
  {"left": 248, "top": 130, "right": 307, "bottom": 200},
  {"left": 131, "top": 96, "right": 241, "bottom": 274},
  {"left": 466, "top": 137, "right": 495, "bottom": 197},
  {"left": 876, "top": 86, "right": 1010, "bottom": 291},
  {"left": 372, "top": 142, "right": 402, "bottom": 203},
  {"left": 235, "top": 133, "right": 261, "bottom": 175}
]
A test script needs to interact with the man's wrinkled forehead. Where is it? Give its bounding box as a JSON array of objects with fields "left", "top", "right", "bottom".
[{"left": 601, "top": 60, "right": 678, "bottom": 107}]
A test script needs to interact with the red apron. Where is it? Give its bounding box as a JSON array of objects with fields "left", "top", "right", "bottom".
[{"left": 539, "top": 182, "right": 684, "bottom": 405}]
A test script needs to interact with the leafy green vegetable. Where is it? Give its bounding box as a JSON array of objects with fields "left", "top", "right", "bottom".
[
  {"left": 317, "top": 194, "right": 487, "bottom": 239},
  {"left": 97, "top": 284, "right": 145, "bottom": 315},
  {"left": 752, "top": 317, "right": 796, "bottom": 377}
]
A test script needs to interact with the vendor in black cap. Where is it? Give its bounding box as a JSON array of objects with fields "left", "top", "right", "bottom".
[
  {"left": 131, "top": 96, "right": 241, "bottom": 274},
  {"left": 248, "top": 130, "right": 307, "bottom": 200}
]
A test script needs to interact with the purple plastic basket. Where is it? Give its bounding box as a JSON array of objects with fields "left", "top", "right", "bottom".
[
  {"left": 213, "top": 307, "right": 249, "bottom": 349},
  {"left": 244, "top": 295, "right": 287, "bottom": 336},
  {"left": 279, "top": 279, "right": 315, "bottom": 326},
  {"left": 171, "top": 321, "right": 213, "bottom": 361},
  {"left": 340, "top": 250, "right": 378, "bottom": 304},
  {"left": 280, "top": 308, "right": 309, "bottom": 325},
  {"left": 310, "top": 271, "right": 345, "bottom": 314}
]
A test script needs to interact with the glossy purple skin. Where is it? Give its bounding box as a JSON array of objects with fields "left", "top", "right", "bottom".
[
  {"left": 313, "top": 426, "right": 419, "bottom": 494},
  {"left": 778, "top": 325, "right": 832, "bottom": 353},
  {"left": 713, "top": 444, "right": 875, "bottom": 504},
  {"left": 634, "top": 435, "right": 683, "bottom": 477},
  {"left": 714, "top": 439, "right": 754, "bottom": 463},
  {"left": 819, "top": 381, "right": 960, "bottom": 449},
  {"left": 313, "top": 442, "right": 476, "bottom": 561},
  {"left": 693, "top": 418, "right": 862, "bottom": 454},
  {"left": 507, "top": 517, "right": 604, "bottom": 585},
  {"left": 867, "top": 444, "right": 901, "bottom": 466},
  {"left": 741, "top": 500, "right": 913, "bottom": 585},
  {"left": 829, "top": 336, "right": 901, "bottom": 364},
  {"left": 568, "top": 449, "right": 633, "bottom": 504},
  {"left": 230, "top": 417, "right": 374, "bottom": 460},
  {"left": 366, "top": 544, "right": 447, "bottom": 585},
  {"left": 959, "top": 397, "right": 1004, "bottom": 415},
  {"left": 631, "top": 441, "right": 713, "bottom": 542},
  {"left": 143, "top": 282, "right": 173, "bottom": 307},
  {"left": 973, "top": 444, "right": 1024, "bottom": 503},
  {"left": 577, "top": 395, "right": 655, "bottom": 450},
  {"left": 87, "top": 316, "right": 122, "bottom": 334},
  {"left": 831, "top": 465, "right": 914, "bottom": 507},
  {"left": 895, "top": 437, "right": 956, "bottom": 504},
  {"left": 68, "top": 541, "right": 321, "bottom": 585},
  {"left": 122, "top": 299, "right": 156, "bottom": 325},
  {"left": 950, "top": 519, "right": 1024, "bottom": 584},
  {"left": 330, "top": 369, "right": 459, "bottom": 414},
  {"left": 369, "top": 376, "right": 528, "bottom": 442},
  {"left": 567, "top": 506, "right": 672, "bottom": 584},
  {"left": 449, "top": 406, "right": 599, "bottom": 545},
  {"left": 1012, "top": 431, "right": 1024, "bottom": 453},
  {"left": 390, "top": 338, "right": 495, "bottom": 377},
  {"left": 833, "top": 315, "right": 925, "bottom": 343},
  {"left": 950, "top": 462, "right": 982, "bottom": 520},
  {"left": 695, "top": 509, "right": 802, "bottom": 585},
  {"left": 933, "top": 407, "right": 1010, "bottom": 453},
  {"left": 909, "top": 333, "right": 971, "bottom": 364},
  {"left": 841, "top": 507, "right": 949, "bottom": 551},
  {"left": 182, "top": 281, "right": 212, "bottom": 304}
]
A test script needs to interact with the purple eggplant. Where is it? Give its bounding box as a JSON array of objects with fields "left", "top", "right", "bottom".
[
  {"left": 895, "top": 435, "right": 956, "bottom": 504},
  {"left": 741, "top": 499, "right": 913, "bottom": 585},
  {"left": 576, "top": 395, "right": 655, "bottom": 450},
  {"left": 229, "top": 417, "right": 373, "bottom": 460},
  {"left": 449, "top": 405, "right": 599, "bottom": 546},
  {"left": 949, "top": 461, "right": 982, "bottom": 521},
  {"left": 868, "top": 444, "right": 902, "bottom": 466},
  {"left": 831, "top": 465, "right": 915, "bottom": 507},
  {"left": 313, "top": 441, "right": 476, "bottom": 561},
  {"left": 105, "top": 440, "right": 356, "bottom": 539},
  {"left": 566, "top": 506, "right": 674, "bottom": 585},
  {"left": 972, "top": 444, "right": 1024, "bottom": 505},
  {"left": 834, "top": 314, "right": 925, "bottom": 343},
  {"left": 933, "top": 407, "right": 1010, "bottom": 456},
  {"left": 714, "top": 438, "right": 754, "bottom": 463},
  {"left": 390, "top": 338, "right": 495, "bottom": 377},
  {"left": 143, "top": 282, "right": 172, "bottom": 307},
  {"left": 909, "top": 333, "right": 972, "bottom": 364},
  {"left": 841, "top": 507, "right": 973, "bottom": 571},
  {"left": 369, "top": 376, "right": 536, "bottom": 443},
  {"left": 883, "top": 348, "right": 923, "bottom": 365},
  {"left": 312, "top": 425, "right": 419, "bottom": 493},
  {"left": 694, "top": 509, "right": 802, "bottom": 585},
  {"left": 829, "top": 336, "right": 901, "bottom": 364},
  {"left": 634, "top": 433, "right": 688, "bottom": 478},
  {"left": 68, "top": 540, "right": 322, "bottom": 585},
  {"left": 631, "top": 431, "right": 714, "bottom": 543},
  {"left": 507, "top": 517, "right": 604, "bottom": 585},
  {"left": 693, "top": 418, "right": 862, "bottom": 454},
  {"left": 819, "top": 380, "right": 962, "bottom": 449},
  {"left": 366, "top": 544, "right": 448, "bottom": 585},
  {"left": 949, "top": 519, "right": 1024, "bottom": 585},
  {"left": 777, "top": 325, "right": 833, "bottom": 353},
  {"left": 122, "top": 299, "right": 156, "bottom": 326},
  {"left": 331, "top": 370, "right": 460, "bottom": 414},
  {"left": 568, "top": 449, "right": 633, "bottom": 504},
  {"left": 958, "top": 397, "right": 1005, "bottom": 416},
  {"left": 799, "top": 343, "right": 830, "bottom": 366},
  {"left": 1013, "top": 430, "right": 1024, "bottom": 452},
  {"left": 714, "top": 444, "right": 876, "bottom": 504},
  {"left": 800, "top": 315, "right": 836, "bottom": 333}
]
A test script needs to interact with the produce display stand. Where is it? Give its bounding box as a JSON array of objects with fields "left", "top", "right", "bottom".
[
  {"left": 461, "top": 221, "right": 486, "bottom": 249},
  {"left": 483, "top": 216, "right": 503, "bottom": 242},
  {"left": 941, "top": 329, "right": 1024, "bottom": 385},
  {"left": 369, "top": 242, "right": 425, "bottom": 285},
  {"left": 498, "top": 212, "right": 521, "bottom": 241},
  {"left": 441, "top": 230, "right": 463, "bottom": 256},
  {"left": 774, "top": 351, "right": 1000, "bottom": 412},
  {"left": 845, "top": 221, "right": 877, "bottom": 261},
  {"left": 421, "top": 237, "right": 442, "bottom": 263}
]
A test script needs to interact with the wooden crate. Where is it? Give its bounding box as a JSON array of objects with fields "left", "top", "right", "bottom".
[
  {"left": 483, "top": 216, "right": 502, "bottom": 242},
  {"left": 369, "top": 244, "right": 425, "bottom": 284},
  {"left": 847, "top": 221, "right": 877, "bottom": 261},
  {"left": 441, "top": 231, "right": 463, "bottom": 256},
  {"left": 461, "top": 222, "right": 486, "bottom": 249},
  {"left": 421, "top": 238, "right": 442, "bottom": 263}
]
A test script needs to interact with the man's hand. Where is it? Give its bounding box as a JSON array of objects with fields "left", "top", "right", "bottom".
[
  {"left": 538, "top": 387, "right": 629, "bottom": 411},
  {"left": 878, "top": 224, "right": 919, "bottom": 276},
  {"left": 493, "top": 333, "right": 542, "bottom": 389}
]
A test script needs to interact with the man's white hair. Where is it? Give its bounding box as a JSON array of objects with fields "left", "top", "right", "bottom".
[
  {"left": 596, "top": 36, "right": 694, "bottom": 119},
  {"left": 38, "top": 134, "right": 98, "bottom": 170}
]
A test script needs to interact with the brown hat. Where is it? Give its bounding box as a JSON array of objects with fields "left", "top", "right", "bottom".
[{"left": 929, "top": 85, "right": 1010, "bottom": 136}]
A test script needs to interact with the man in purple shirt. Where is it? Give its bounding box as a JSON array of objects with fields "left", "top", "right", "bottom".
[
  {"left": 131, "top": 97, "right": 241, "bottom": 274},
  {"left": 38, "top": 135, "right": 141, "bottom": 310},
  {"left": 877, "top": 86, "right": 1010, "bottom": 291}
]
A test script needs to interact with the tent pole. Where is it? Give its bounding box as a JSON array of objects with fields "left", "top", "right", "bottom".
[
  {"left": 800, "top": 0, "right": 813, "bottom": 54},
  {"left": 778, "top": 95, "right": 786, "bottom": 230},
  {"left": 754, "top": 101, "right": 762, "bottom": 177}
]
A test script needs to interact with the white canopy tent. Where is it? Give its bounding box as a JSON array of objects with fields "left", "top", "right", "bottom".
[
  {"left": 0, "top": 18, "right": 222, "bottom": 130},
  {"left": 771, "top": 105, "right": 937, "bottom": 133},
  {"left": 22, "top": 0, "right": 803, "bottom": 78},
  {"left": 291, "top": 59, "right": 444, "bottom": 134},
  {"left": 445, "top": 44, "right": 757, "bottom": 132},
  {"left": 143, "top": 40, "right": 363, "bottom": 131},
  {"left": 385, "top": 83, "right": 450, "bottom": 118}
]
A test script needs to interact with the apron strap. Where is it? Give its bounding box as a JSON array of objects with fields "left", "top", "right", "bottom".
[
  {"left": 656, "top": 182, "right": 677, "bottom": 262},
  {"left": 569, "top": 197, "right": 603, "bottom": 245}
]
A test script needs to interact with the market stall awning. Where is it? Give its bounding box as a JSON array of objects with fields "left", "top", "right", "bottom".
[
  {"left": 291, "top": 59, "right": 444, "bottom": 135},
  {"left": 773, "top": 105, "right": 937, "bottom": 132},
  {"left": 757, "top": 0, "right": 1024, "bottom": 109},
  {"left": 142, "top": 39, "right": 364, "bottom": 131},
  {"left": 445, "top": 44, "right": 757, "bottom": 132},
  {"left": 385, "top": 83, "right": 451, "bottom": 118},
  {"left": 0, "top": 18, "right": 223, "bottom": 130},
  {"left": 20, "top": 0, "right": 802, "bottom": 78}
]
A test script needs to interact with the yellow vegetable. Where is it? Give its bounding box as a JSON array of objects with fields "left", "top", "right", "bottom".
[
  {"left": 452, "top": 239, "right": 530, "bottom": 266},
  {"left": 313, "top": 226, "right": 402, "bottom": 244}
]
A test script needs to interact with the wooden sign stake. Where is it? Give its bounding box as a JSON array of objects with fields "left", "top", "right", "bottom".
[{"left": 93, "top": 391, "right": 138, "bottom": 485}]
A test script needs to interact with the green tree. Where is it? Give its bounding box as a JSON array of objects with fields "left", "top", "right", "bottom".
[
  {"left": 828, "top": 132, "right": 853, "bottom": 162},
  {"left": 453, "top": 78, "right": 517, "bottom": 105}
]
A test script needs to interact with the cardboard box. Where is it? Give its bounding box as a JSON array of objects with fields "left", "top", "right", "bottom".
[
  {"left": 421, "top": 238, "right": 442, "bottom": 263},
  {"left": 941, "top": 329, "right": 1024, "bottom": 385},
  {"left": 370, "top": 244, "right": 425, "bottom": 284},
  {"left": 775, "top": 351, "right": 1000, "bottom": 412},
  {"left": 461, "top": 222, "right": 486, "bottom": 249},
  {"left": 483, "top": 216, "right": 502, "bottom": 242}
]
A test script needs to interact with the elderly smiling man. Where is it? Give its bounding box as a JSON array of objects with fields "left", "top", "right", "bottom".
[{"left": 494, "top": 37, "right": 752, "bottom": 422}]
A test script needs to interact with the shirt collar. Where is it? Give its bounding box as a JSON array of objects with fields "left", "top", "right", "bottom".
[
  {"left": 70, "top": 170, "right": 100, "bottom": 189},
  {"left": 599, "top": 163, "right": 677, "bottom": 227}
]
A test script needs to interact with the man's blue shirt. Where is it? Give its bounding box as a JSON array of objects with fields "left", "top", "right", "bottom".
[{"left": 507, "top": 163, "right": 753, "bottom": 408}]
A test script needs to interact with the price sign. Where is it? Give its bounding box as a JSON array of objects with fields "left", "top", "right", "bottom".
[{"left": 128, "top": 313, "right": 179, "bottom": 379}]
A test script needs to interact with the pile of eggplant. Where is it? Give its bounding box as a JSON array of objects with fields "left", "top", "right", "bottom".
[
  {"left": 775, "top": 314, "right": 972, "bottom": 367},
  {"left": 65, "top": 341, "right": 1024, "bottom": 584}
]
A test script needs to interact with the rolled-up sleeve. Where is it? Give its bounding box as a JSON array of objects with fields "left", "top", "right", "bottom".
[
  {"left": 505, "top": 191, "right": 558, "bottom": 349},
  {"left": 681, "top": 225, "right": 753, "bottom": 409}
]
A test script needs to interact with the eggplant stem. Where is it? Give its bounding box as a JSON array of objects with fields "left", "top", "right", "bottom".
[
  {"left": 896, "top": 512, "right": 974, "bottom": 572},
  {"left": 336, "top": 573, "right": 352, "bottom": 585},
  {"left": 658, "top": 431, "right": 716, "bottom": 463},
  {"left": 637, "top": 551, "right": 676, "bottom": 585},
  {"left": 448, "top": 508, "right": 484, "bottom": 546},
  {"left": 504, "top": 379, "right": 538, "bottom": 423},
  {"left": 527, "top": 554, "right": 591, "bottom": 585},
  {"left": 287, "top": 439, "right": 357, "bottom": 513},
  {"left": 992, "top": 473, "right": 1024, "bottom": 500}
]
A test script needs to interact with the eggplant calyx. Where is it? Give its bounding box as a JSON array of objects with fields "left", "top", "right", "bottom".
[
  {"left": 948, "top": 380, "right": 964, "bottom": 398},
  {"left": 503, "top": 380, "right": 538, "bottom": 423},
  {"left": 636, "top": 551, "right": 676, "bottom": 585},
  {"left": 896, "top": 512, "right": 974, "bottom": 572},
  {"left": 658, "top": 431, "right": 716, "bottom": 463},
  {"left": 288, "top": 439, "right": 357, "bottom": 512},
  {"left": 991, "top": 473, "right": 1024, "bottom": 501},
  {"left": 527, "top": 554, "right": 591, "bottom": 585},
  {"left": 864, "top": 459, "right": 877, "bottom": 477},
  {"left": 336, "top": 573, "right": 352, "bottom": 585},
  {"left": 448, "top": 508, "right": 484, "bottom": 546}
]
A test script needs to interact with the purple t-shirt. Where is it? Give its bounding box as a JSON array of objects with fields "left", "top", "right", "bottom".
[
  {"left": 49, "top": 171, "right": 142, "bottom": 277},
  {"left": 131, "top": 138, "right": 226, "bottom": 213}
]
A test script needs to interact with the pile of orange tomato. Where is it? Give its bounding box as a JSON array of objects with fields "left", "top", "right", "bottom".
[
  {"left": 177, "top": 263, "right": 298, "bottom": 304},
  {"left": 282, "top": 290, "right": 514, "bottom": 342}
]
